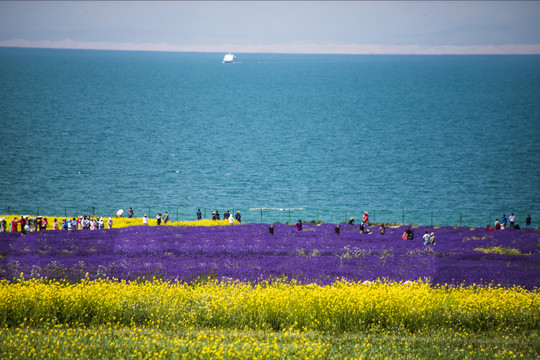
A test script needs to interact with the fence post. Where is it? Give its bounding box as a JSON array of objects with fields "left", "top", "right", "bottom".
[
  {"left": 373, "top": 210, "right": 375, "bottom": 224},
  {"left": 317, "top": 209, "right": 319, "bottom": 222},
  {"left": 176, "top": 207, "right": 179, "bottom": 222},
  {"left": 460, "top": 212, "right": 462, "bottom": 226},
  {"left": 260, "top": 209, "right": 263, "bottom": 223},
  {"left": 204, "top": 208, "right": 207, "bottom": 219},
  {"left": 7, "top": 206, "right": 10, "bottom": 215},
  {"left": 345, "top": 210, "right": 347, "bottom": 224},
  {"left": 65, "top": 207, "right": 67, "bottom": 217},
  {"left": 431, "top": 211, "right": 433, "bottom": 226},
  {"left": 402, "top": 210, "right": 405, "bottom": 225}
]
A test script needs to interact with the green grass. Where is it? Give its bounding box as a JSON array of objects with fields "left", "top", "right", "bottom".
[{"left": 1, "top": 326, "right": 537, "bottom": 359}]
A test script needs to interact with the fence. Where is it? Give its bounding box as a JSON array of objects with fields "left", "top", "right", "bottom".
[{"left": 0, "top": 206, "right": 534, "bottom": 228}]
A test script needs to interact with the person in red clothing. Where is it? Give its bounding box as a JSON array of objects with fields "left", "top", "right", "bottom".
[
  {"left": 401, "top": 230, "right": 408, "bottom": 240},
  {"left": 19, "top": 216, "right": 26, "bottom": 232},
  {"left": 363, "top": 211, "right": 369, "bottom": 225},
  {"left": 487, "top": 224, "right": 493, "bottom": 232},
  {"left": 11, "top": 218, "right": 18, "bottom": 232}
]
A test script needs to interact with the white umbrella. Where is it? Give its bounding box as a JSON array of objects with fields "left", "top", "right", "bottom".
[{"left": 116, "top": 209, "right": 124, "bottom": 217}]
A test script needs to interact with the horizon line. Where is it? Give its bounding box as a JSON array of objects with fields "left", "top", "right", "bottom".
[{"left": 2, "top": 39, "right": 540, "bottom": 55}]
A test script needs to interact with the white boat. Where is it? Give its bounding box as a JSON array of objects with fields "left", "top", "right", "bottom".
[{"left": 222, "top": 52, "right": 236, "bottom": 63}]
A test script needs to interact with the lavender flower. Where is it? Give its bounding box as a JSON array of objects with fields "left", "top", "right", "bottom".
[{"left": 0, "top": 223, "right": 538, "bottom": 289}]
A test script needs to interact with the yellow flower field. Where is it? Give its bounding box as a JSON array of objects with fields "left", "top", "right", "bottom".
[
  {"left": 1, "top": 279, "right": 538, "bottom": 333},
  {"left": 0, "top": 215, "right": 236, "bottom": 230},
  {"left": 0, "top": 279, "right": 538, "bottom": 359}
]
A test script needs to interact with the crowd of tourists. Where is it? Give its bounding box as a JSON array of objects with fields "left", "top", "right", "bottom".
[
  {"left": 1, "top": 208, "right": 533, "bottom": 241},
  {"left": 0, "top": 215, "right": 114, "bottom": 236},
  {"left": 124, "top": 207, "right": 242, "bottom": 225},
  {"left": 198, "top": 209, "right": 241, "bottom": 223},
  {"left": 0, "top": 216, "right": 48, "bottom": 234},
  {"left": 487, "top": 213, "right": 531, "bottom": 231}
]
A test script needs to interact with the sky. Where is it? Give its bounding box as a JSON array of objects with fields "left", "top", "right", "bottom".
[{"left": 1, "top": 1, "right": 540, "bottom": 54}]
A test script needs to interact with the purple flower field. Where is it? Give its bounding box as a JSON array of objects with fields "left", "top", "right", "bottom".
[{"left": 1, "top": 223, "right": 538, "bottom": 289}]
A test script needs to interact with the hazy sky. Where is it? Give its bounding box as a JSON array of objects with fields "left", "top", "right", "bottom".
[{"left": 1, "top": 1, "right": 540, "bottom": 54}]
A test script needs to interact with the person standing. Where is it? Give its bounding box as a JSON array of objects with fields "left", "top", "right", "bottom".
[
  {"left": 108, "top": 217, "right": 113, "bottom": 229},
  {"left": 128, "top": 208, "right": 134, "bottom": 218},
  {"left": 509, "top": 213, "right": 515, "bottom": 228},
  {"left": 52, "top": 218, "right": 59, "bottom": 230},
  {"left": 162, "top": 211, "right": 169, "bottom": 224},
  {"left": 500, "top": 214, "right": 507, "bottom": 229},
  {"left": 363, "top": 211, "right": 369, "bottom": 226},
  {"left": 229, "top": 213, "right": 234, "bottom": 225},
  {"left": 0, "top": 217, "right": 6, "bottom": 232},
  {"left": 235, "top": 211, "right": 241, "bottom": 223},
  {"left": 296, "top": 219, "right": 302, "bottom": 231},
  {"left": 143, "top": 214, "right": 148, "bottom": 225},
  {"left": 10, "top": 217, "right": 18, "bottom": 232},
  {"left": 196, "top": 209, "right": 202, "bottom": 220},
  {"left": 19, "top": 216, "right": 26, "bottom": 232},
  {"left": 156, "top": 213, "right": 162, "bottom": 225},
  {"left": 526, "top": 214, "right": 531, "bottom": 228}
]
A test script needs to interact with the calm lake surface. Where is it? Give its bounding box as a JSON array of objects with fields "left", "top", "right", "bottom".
[{"left": 1, "top": 48, "right": 539, "bottom": 226}]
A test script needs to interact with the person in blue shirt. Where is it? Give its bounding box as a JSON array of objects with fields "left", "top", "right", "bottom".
[{"left": 500, "top": 214, "right": 508, "bottom": 229}]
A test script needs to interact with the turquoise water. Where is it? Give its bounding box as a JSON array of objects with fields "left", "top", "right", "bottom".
[{"left": 1, "top": 48, "right": 539, "bottom": 226}]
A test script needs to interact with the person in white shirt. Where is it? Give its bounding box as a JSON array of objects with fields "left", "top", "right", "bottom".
[
  {"left": 423, "top": 231, "right": 431, "bottom": 245},
  {"left": 509, "top": 213, "right": 515, "bottom": 228}
]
